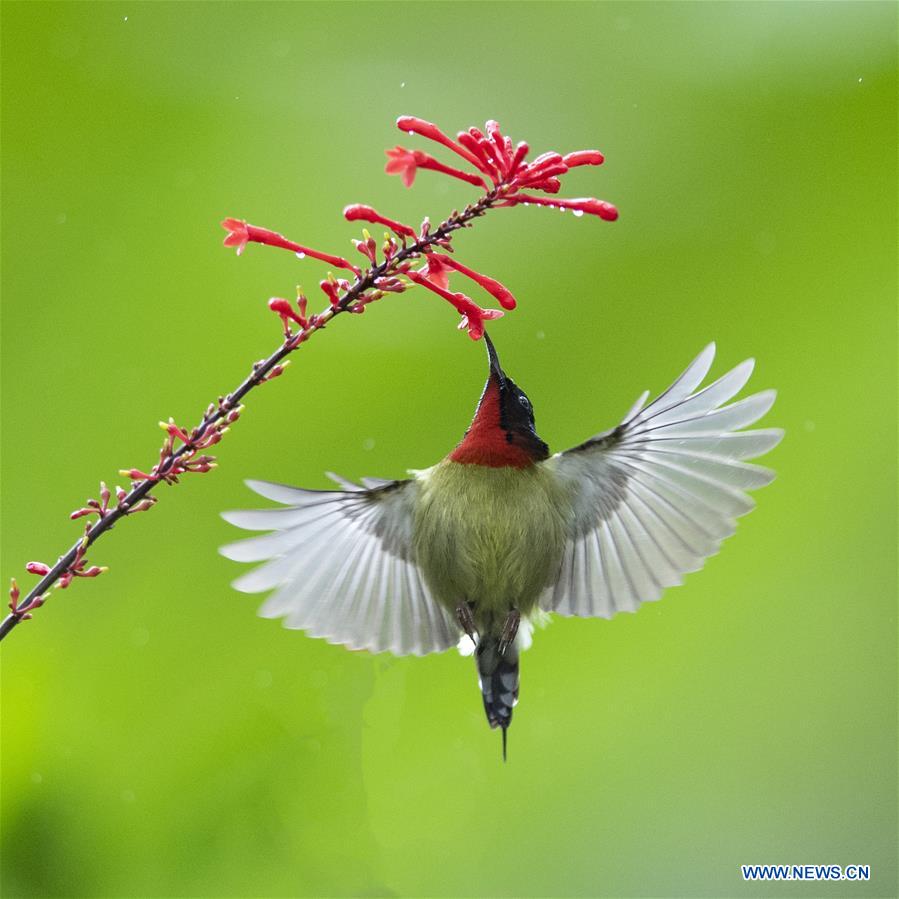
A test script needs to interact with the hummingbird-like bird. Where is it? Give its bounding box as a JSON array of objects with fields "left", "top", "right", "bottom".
[{"left": 221, "top": 336, "right": 782, "bottom": 758}]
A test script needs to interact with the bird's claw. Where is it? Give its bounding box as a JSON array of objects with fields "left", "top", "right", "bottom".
[
  {"left": 456, "top": 602, "right": 477, "bottom": 647},
  {"left": 498, "top": 609, "right": 520, "bottom": 656}
]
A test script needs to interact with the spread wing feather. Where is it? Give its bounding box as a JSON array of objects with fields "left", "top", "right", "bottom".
[
  {"left": 542, "top": 343, "right": 782, "bottom": 618},
  {"left": 220, "top": 477, "right": 459, "bottom": 655}
]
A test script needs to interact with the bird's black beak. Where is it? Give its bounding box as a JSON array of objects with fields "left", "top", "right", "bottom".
[{"left": 483, "top": 332, "right": 505, "bottom": 385}]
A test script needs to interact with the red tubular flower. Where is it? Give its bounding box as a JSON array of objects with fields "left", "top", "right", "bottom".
[
  {"left": 509, "top": 141, "right": 530, "bottom": 174},
  {"left": 427, "top": 253, "right": 517, "bottom": 310},
  {"left": 456, "top": 132, "right": 502, "bottom": 182},
  {"left": 563, "top": 150, "right": 605, "bottom": 167},
  {"left": 396, "top": 115, "right": 484, "bottom": 171},
  {"left": 384, "top": 147, "right": 418, "bottom": 188},
  {"left": 407, "top": 271, "right": 504, "bottom": 340},
  {"left": 319, "top": 279, "right": 341, "bottom": 307},
  {"left": 422, "top": 255, "right": 451, "bottom": 290},
  {"left": 343, "top": 204, "right": 416, "bottom": 238},
  {"left": 268, "top": 297, "right": 307, "bottom": 329},
  {"left": 386, "top": 147, "right": 486, "bottom": 189},
  {"left": 221, "top": 220, "right": 359, "bottom": 274},
  {"left": 506, "top": 194, "right": 619, "bottom": 221},
  {"left": 221, "top": 218, "right": 249, "bottom": 255}
]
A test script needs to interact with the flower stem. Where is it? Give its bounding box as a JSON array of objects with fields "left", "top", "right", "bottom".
[{"left": 0, "top": 191, "right": 498, "bottom": 643}]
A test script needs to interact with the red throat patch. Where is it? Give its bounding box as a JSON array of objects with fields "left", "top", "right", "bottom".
[{"left": 449, "top": 379, "right": 536, "bottom": 468}]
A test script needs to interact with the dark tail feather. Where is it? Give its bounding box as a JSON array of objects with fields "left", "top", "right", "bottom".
[{"left": 476, "top": 638, "right": 519, "bottom": 760}]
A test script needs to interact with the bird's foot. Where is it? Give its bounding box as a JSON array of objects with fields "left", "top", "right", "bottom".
[
  {"left": 498, "top": 609, "right": 520, "bottom": 656},
  {"left": 456, "top": 602, "right": 477, "bottom": 648}
]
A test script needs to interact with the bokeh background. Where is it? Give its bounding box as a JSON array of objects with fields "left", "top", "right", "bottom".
[{"left": 2, "top": 3, "right": 896, "bottom": 897}]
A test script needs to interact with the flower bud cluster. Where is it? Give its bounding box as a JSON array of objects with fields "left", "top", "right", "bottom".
[{"left": 221, "top": 115, "right": 616, "bottom": 341}]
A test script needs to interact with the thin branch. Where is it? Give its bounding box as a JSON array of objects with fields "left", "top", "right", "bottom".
[{"left": 2, "top": 115, "right": 618, "bottom": 643}]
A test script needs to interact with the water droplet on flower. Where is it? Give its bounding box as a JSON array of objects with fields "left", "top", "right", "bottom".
[
  {"left": 573, "top": 209, "right": 584, "bottom": 217},
  {"left": 296, "top": 251, "right": 306, "bottom": 259},
  {"left": 407, "top": 130, "right": 414, "bottom": 136}
]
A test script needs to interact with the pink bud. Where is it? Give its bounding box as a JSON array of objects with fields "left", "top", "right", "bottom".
[{"left": 25, "top": 562, "right": 51, "bottom": 576}]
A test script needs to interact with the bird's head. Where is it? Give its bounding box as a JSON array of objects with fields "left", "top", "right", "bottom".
[{"left": 449, "top": 333, "right": 550, "bottom": 467}]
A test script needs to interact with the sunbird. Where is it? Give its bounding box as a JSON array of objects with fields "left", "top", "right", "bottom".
[{"left": 221, "top": 336, "right": 781, "bottom": 758}]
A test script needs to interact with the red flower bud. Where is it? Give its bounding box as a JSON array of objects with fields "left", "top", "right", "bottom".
[
  {"left": 506, "top": 194, "right": 619, "bottom": 221},
  {"left": 25, "top": 562, "right": 51, "bottom": 576},
  {"left": 396, "top": 115, "right": 484, "bottom": 170},
  {"left": 319, "top": 279, "right": 341, "bottom": 307},
  {"left": 343, "top": 204, "right": 416, "bottom": 238},
  {"left": 562, "top": 150, "right": 605, "bottom": 167},
  {"left": 268, "top": 297, "right": 307, "bottom": 328}
]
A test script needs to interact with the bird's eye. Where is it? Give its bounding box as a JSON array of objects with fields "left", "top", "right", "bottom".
[{"left": 518, "top": 394, "right": 531, "bottom": 412}]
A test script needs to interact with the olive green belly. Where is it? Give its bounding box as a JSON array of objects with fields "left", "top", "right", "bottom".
[{"left": 412, "top": 461, "right": 569, "bottom": 632}]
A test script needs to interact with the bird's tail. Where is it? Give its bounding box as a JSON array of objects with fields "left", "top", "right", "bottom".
[{"left": 475, "top": 637, "right": 519, "bottom": 760}]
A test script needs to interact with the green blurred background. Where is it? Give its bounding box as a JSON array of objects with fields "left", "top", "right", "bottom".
[{"left": 2, "top": 2, "right": 896, "bottom": 897}]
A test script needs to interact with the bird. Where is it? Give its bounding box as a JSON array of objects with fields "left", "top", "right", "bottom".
[{"left": 220, "top": 336, "right": 782, "bottom": 759}]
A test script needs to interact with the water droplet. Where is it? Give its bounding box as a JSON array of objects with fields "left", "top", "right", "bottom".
[
  {"left": 295, "top": 251, "right": 306, "bottom": 259},
  {"left": 573, "top": 209, "right": 584, "bottom": 217},
  {"left": 400, "top": 81, "right": 406, "bottom": 88},
  {"left": 407, "top": 130, "right": 414, "bottom": 136},
  {"left": 123, "top": 15, "right": 128, "bottom": 22},
  {"left": 857, "top": 77, "right": 863, "bottom": 83}
]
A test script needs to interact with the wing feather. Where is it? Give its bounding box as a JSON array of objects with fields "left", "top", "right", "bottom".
[
  {"left": 543, "top": 345, "right": 782, "bottom": 618},
  {"left": 222, "top": 476, "right": 459, "bottom": 655}
]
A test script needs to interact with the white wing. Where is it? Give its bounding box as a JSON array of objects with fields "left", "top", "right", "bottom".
[
  {"left": 220, "top": 476, "right": 459, "bottom": 655},
  {"left": 542, "top": 343, "right": 783, "bottom": 618}
]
